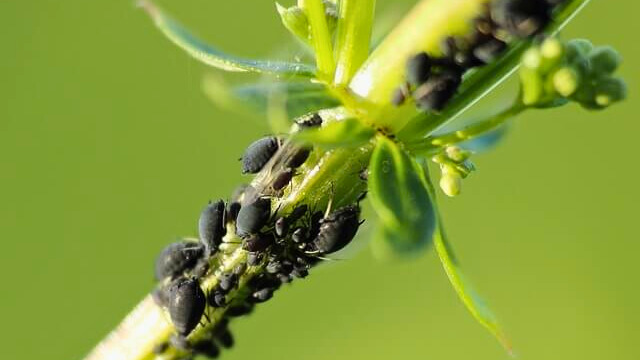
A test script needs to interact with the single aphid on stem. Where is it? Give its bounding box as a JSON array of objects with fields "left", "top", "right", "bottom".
[{"left": 84, "top": 1, "right": 626, "bottom": 359}]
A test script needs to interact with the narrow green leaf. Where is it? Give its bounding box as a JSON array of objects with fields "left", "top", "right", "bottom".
[
  {"left": 368, "top": 137, "right": 436, "bottom": 254},
  {"left": 202, "top": 75, "right": 340, "bottom": 121},
  {"left": 292, "top": 118, "right": 375, "bottom": 149},
  {"left": 138, "top": 0, "right": 315, "bottom": 77},
  {"left": 434, "top": 221, "right": 513, "bottom": 355},
  {"left": 302, "top": 0, "right": 335, "bottom": 80},
  {"left": 334, "top": 0, "right": 377, "bottom": 86}
]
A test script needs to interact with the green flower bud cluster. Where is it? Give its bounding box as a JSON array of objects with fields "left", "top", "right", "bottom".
[
  {"left": 432, "top": 146, "right": 475, "bottom": 197},
  {"left": 519, "top": 38, "right": 626, "bottom": 109},
  {"left": 276, "top": 1, "right": 338, "bottom": 46}
]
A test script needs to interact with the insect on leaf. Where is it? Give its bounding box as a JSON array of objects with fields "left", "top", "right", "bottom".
[
  {"left": 368, "top": 137, "right": 436, "bottom": 254},
  {"left": 434, "top": 222, "right": 514, "bottom": 356},
  {"left": 292, "top": 118, "right": 375, "bottom": 149},
  {"left": 139, "top": 0, "right": 316, "bottom": 78}
]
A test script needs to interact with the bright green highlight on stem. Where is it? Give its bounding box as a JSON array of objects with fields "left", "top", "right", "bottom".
[
  {"left": 334, "top": 0, "right": 376, "bottom": 86},
  {"left": 302, "top": 0, "right": 336, "bottom": 81}
]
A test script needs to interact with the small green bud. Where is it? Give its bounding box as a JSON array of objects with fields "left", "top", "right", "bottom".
[
  {"left": 522, "top": 47, "right": 543, "bottom": 70},
  {"left": 553, "top": 67, "right": 580, "bottom": 97},
  {"left": 566, "top": 39, "right": 593, "bottom": 61},
  {"left": 276, "top": 3, "right": 310, "bottom": 44},
  {"left": 589, "top": 46, "right": 622, "bottom": 76},
  {"left": 445, "top": 146, "right": 470, "bottom": 163},
  {"left": 540, "top": 37, "right": 564, "bottom": 71},
  {"left": 520, "top": 67, "right": 544, "bottom": 106},
  {"left": 594, "top": 77, "right": 627, "bottom": 107},
  {"left": 440, "top": 168, "right": 463, "bottom": 197}
]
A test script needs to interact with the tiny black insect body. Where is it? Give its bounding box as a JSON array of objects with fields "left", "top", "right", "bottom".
[
  {"left": 235, "top": 197, "right": 271, "bottom": 238},
  {"left": 198, "top": 200, "right": 226, "bottom": 255},
  {"left": 491, "top": 0, "right": 553, "bottom": 38},
  {"left": 167, "top": 277, "right": 207, "bottom": 336},
  {"left": 154, "top": 240, "right": 204, "bottom": 280},
  {"left": 286, "top": 147, "right": 311, "bottom": 169},
  {"left": 271, "top": 168, "right": 294, "bottom": 191},
  {"left": 296, "top": 112, "right": 323, "bottom": 128},
  {"left": 218, "top": 273, "right": 238, "bottom": 293},
  {"left": 209, "top": 290, "right": 227, "bottom": 308},
  {"left": 251, "top": 288, "right": 274, "bottom": 303},
  {"left": 312, "top": 205, "right": 362, "bottom": 254},
  {"left": 407, "top": 52, "right": 433, "bottom": 87},
  {"left": 414, "top": 70, "right": 463, "bottom": 112},
  {"left": 242, "top": 232, "right": 275, "bottom": 253},
  {"left": 241, "top": 136, "right": 280, "bottom": 174}
]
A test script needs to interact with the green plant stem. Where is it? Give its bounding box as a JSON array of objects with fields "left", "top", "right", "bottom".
[
  {"left": 333, "top": 0, "right": 376, "bottom": 86},
  {"left": 407, "top": 103, "right": 525, "bottom": 155},
  {"left": 303, "top": 0, "right": 336, "bottom": 81}
]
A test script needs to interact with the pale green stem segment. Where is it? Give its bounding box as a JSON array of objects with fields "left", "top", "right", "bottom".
[
  {"left": 333, "top": 0, "right": 377, "bottom": 86},
  {"left": 302, "top": 0, "right": 336, "bottom": 81}
]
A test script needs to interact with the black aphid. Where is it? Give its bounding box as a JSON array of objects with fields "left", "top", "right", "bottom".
[
  {"left": 312, "top": 205, "right": 362, "bottom": 254},
  {"left": 491, "top": 0, "right": 552, "bottom": 38},
  {"left": 292, "top": 227, "right": 307, "bottom": 243},
  {"left": 152, "top": 341, "right": 169, "bottom": 355},
  {"left": 286, "top": 147, "right": 312, "bottom": 169},
  {"left": 192, "top": 339, "right": 220, "bottom": 358},
  {"left": 296, "top": 113, "right": 323, "bottom": 128},
  {"left": 414, "top": 70, "right": 462, "bottom": 112},
  {"left": 291, "top": 267, "right": 309, "bottom": 279},
  {"left": 154, "top": 241, "right": 203, "bottom": 281},
  {"left": 391, "top": 85, "right": 409, "bottom": 106},
  {"left": 218, "top": 273, "right": 238, "bottom": 293},
  {"left": 251, "top": 288, "right": 274, "bottom": 303},
  {"left": 198, "top": 200, "right": 226, "bottom": 255},
  {"left": 271, "top": 168, "right": 294, "bottom": 191},
  {"left": 247, "top": 252, "right": 263, "bottom": 266},
  {"left": 209, "top": 290, "right": 226, "bottom": 308},
  {"left": 276, "top": 273, "right": 292, "bottom": 284},
  {"left": 275, "top": 217, "right": 288, "bottom": 238},
  {"left": 242, "top": 232, "right": 274, "bottom": 253},
  {"left": 407, "top": 52, "right": 433, "bottom": 87},
  {"left": 214, "top": 328, "right": 234, "bottom": 349},
  {"left": 473, "top": 38, "right": 508, "bottom": 64},
  {"left": 226, "top": 303, "right": 254, "bottom": 317},
  {"left": 235, "top": 197, "right": 271, "bottom": 238},
  {"left": 168, "top": 277, "right": 206, "bottom": 336},
  {"left": 241, "top": 136, "right": 280, "bottom": 174},
  {"left": 266, "top": 259, "right": 283, "bottom": 274},
  {"left": 193, "top": 259, "right": 210, "bottom": 278},
  {"left": 226, "top": 202, "right": 241, "bottom": 223}
]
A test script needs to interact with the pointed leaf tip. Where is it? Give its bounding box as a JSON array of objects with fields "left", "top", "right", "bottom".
[{"left": 434, "top": 224, "right": 514, "bottom": 355}]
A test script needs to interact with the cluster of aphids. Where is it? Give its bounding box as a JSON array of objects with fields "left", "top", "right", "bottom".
[
  {"left": 151, "top": 112, "right": 363, "bottom": 359},
  {"left": 392, "top": 0, "right": 567, "bottom": 111}
]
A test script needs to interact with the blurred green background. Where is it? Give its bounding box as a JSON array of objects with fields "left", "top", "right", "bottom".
[{"left": 1, "top": 1, "right": 638, "bottom": 359}]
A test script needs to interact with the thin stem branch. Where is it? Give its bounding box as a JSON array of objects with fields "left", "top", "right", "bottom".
[{"left": 406, "top": 102, "right": 525, "bottom": 155}]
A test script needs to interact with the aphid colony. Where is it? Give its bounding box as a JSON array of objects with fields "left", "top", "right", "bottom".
[
  {"left": 151, "top": 113, "right": 363, "bottom": 359},
  {"left": 392, "top": 0, "right": 567, "bottom": 111}
]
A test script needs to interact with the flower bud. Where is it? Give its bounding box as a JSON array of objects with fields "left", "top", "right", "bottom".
[
  {"left": 276, "top": 4, "right": 310, "bottom": 43},
  {"left": 594, "top": 77, "right": 627, "bottom": 107},
  {"left": 589, "top": 46, "right": 622, "bottom": 76},
  {"left": 440, "top": 169, "right": 463, "bottom": 197},
  {"left": 552, "top": 67, "right": 580, "bottom": 97}
]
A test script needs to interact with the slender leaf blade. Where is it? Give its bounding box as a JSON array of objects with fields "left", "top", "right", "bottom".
[
  {"left": 368, "top": 137, "right": 436, "bottom": 254},
  {"left": 434, "top": 222, "right": 513, "bottom": 355},
  {"left": 139, "top": 0, "right": 316, "bottom": 77}
]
